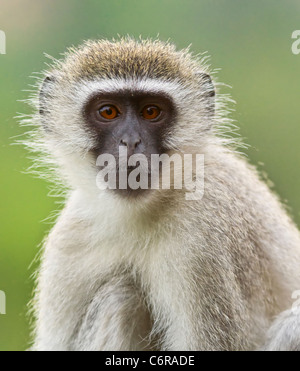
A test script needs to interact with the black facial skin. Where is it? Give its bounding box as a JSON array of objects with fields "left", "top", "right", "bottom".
[{"left": 84, "top": 91, "right": 177, "bottom": 197}]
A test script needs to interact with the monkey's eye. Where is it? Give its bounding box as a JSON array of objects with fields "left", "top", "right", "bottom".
[
  {"left": 141, "top": 105, "right": 161, "bottom": 121},
  {"left": 98, "top": 105, "right": 120, "bottom": 120}
]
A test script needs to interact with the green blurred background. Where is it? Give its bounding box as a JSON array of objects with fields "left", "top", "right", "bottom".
[{"left": 1, "top": 0, "right": 300, "bottom": 351}]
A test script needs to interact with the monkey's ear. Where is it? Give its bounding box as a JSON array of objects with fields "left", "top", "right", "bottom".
[
  {"left": 39, "top": 75, "right": 56, "bottom": 116},
  {"left": 39, "top": 75, "right": 56, "bottom": 131},
  {"left": 197, "top": 72, "right": 215, "bottom": 114}
]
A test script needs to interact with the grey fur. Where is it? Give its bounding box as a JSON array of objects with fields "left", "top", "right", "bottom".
[{"left": 23, "top": 38, "right": 300, "bottom": 351}]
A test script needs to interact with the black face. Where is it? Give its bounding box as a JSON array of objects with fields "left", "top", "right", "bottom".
[{"left": 84, "top": 91, "right": 177, "bottom": 196}]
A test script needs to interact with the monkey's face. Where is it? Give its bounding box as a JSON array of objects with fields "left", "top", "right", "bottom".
[
  {"left": 37, "top": 40, "right": 216, "bottom": 199},
  {"left": 83, "top": 91, "right": 176, "bottom": 196},
  {"left": 38, "top": 77, "right": 214, "bottom": 199}
]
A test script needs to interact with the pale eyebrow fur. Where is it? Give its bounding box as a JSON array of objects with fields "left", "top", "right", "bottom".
[{"left": 74, "top": 78, "right": 192, "bottom": 108}]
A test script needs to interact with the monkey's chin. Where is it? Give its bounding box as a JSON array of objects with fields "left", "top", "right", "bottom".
[
  {"left": 107, "top": 169, "right": 153, "bottom": 199},
  {"left": 115, "top": 173, "right": 153, "bottom": 199},
  {"left": 112, "top": 187, "right": 152, "bottom": 199}
]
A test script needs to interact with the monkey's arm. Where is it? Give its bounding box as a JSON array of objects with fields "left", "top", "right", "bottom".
[
  {"left": 71, "top": 277, "right": 151, "bottom": 351},
  {"left": 260, "top": 307, "right": 300, "bottom": 351},
  {"left": 33, "top": 202, "right": 150, "bottom": 351}
]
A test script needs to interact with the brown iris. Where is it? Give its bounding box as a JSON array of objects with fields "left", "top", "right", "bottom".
[
  {"left": 142, "top": 105, "right": 161, "bottom": 120},
  {"left": 99, "top": 105, "right": 120, "bottom": 120}
]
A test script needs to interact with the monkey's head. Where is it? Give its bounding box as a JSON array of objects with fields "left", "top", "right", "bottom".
[{"left": 37, "top": 38, "right": 218, "bottom": 200}]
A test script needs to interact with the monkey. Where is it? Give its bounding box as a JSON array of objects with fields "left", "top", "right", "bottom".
[{"left": 24, "top": 38, "right": 300, "bottom": 351}]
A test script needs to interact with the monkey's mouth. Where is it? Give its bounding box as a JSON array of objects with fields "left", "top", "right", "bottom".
[
  {"left": 96, "top": 164, "right": 153, "bottom": 197},
  {"left": 116, "top": 166, "right": 152, "bottom": 191},
  {"left": 113, "top": 170, "right": 152, "bottom": 198}
]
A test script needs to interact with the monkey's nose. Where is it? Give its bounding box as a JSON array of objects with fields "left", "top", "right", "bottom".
[{"left": 120, "top": 136, "right": 142, "bottom": 150}]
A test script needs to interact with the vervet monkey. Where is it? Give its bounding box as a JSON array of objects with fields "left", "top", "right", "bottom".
[{"left": 25, "top": 38, "right": 300, "bottom": 351}]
